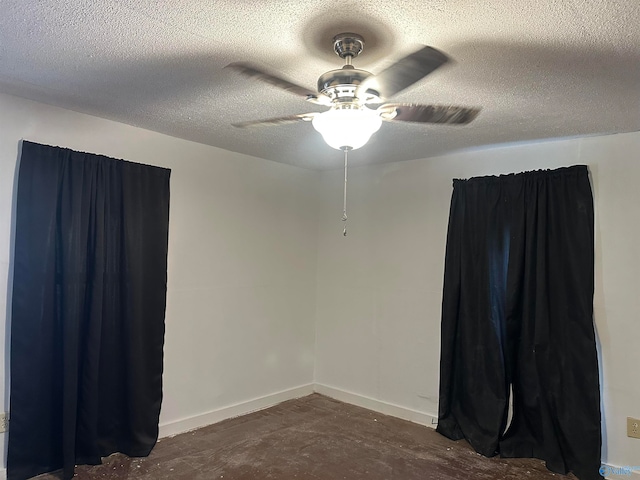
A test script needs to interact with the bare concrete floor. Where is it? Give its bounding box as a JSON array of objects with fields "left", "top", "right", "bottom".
[{"left": 35, "top": 393, "right": 575, "bottom": 479}]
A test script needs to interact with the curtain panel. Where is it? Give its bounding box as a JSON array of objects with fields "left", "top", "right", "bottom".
[
  {"left": 437, "top": 165, "right": 602, "bottom": 480},
  {"left": 8, "top": 141, "right": 171, "bottom": 480}
]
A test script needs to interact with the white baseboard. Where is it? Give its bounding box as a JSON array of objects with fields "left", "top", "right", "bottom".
[
  {"left": 5, "top": 383, "right": 622, "bottom": 480},
  {"left": 158, "top": 382, "right": 437, "bottom": 440},
  {"left": 313, "top": 383, "right": 438, "bottom": 429},
  {"left": 158, "top": 383, "right": 315, "bottom": 438}
]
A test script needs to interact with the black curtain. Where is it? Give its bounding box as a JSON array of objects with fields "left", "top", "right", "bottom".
[
  {"left": 437, "top": 165, "right": 602, "bottom": 480},
  {"left": 8, "top": 141, "right": 171, "bottom": 480}
]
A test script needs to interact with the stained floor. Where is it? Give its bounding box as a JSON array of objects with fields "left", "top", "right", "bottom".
[{"left": 35, "top": 393, "right": 574, "bottom": 479}]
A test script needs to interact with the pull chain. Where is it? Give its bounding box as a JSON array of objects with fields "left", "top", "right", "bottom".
[{"left": 342, "top": 148, "right": 349, "bottom": 236}]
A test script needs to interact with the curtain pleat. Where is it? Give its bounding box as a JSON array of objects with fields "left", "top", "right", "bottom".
[{"left": 8, "top": 141, "right": 171, "bottom": 480}]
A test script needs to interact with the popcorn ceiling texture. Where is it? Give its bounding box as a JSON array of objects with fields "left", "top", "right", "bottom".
[{"left": 0, "top": 0, "right": 638, "bottom": 169}]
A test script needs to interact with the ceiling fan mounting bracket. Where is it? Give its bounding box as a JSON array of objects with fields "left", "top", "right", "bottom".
[{"left": 333, "top": 33, "right": 365, "bottom": 59}]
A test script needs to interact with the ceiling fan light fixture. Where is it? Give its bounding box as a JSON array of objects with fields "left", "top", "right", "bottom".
[{"left": 311, "top": 107, "right": 382, "bottom": 150}]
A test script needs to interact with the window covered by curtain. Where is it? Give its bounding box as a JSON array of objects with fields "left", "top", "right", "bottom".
[
  {"left": 8, "top": 141, "right": 171, "bottom": 480},
  {"left": 437, "top": 165, "right": 602, "bottom": 480}
]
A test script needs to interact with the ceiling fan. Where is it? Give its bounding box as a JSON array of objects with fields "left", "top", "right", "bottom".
[{"left": 226, "top": 33, "right": 481, "bottom": 151}]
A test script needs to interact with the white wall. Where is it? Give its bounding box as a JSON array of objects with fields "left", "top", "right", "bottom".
[
  {"left": 314, "top": 131, "right": 640, "bottom": 468},
  {"left": 0, "top": 93, "right": 319, "bottom": 462}
]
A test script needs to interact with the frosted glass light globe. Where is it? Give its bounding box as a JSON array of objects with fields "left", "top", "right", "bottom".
[{"left": 312, "top": 107, "right": 382, "bottom": 150}]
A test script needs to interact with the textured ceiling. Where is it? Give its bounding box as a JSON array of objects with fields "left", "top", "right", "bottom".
[{"left": 1, "top": 1, "right": 639, "bottom": 169}]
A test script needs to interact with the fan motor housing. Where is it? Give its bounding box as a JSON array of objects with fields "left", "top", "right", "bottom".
[{"left": 317, "top": 66, "right": 380, "bottom": 103}]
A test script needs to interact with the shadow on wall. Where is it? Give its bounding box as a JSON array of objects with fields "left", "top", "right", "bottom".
[
  {"left": 3, "top": 140, "right": 23, "bottom": 466},
  {"left": 589, "top": 163, "right": 610, "bottom": 463}
]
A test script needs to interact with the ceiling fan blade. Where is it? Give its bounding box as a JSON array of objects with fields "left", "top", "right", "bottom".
[
  {"left": 377, "top": 103, "right": 480, "bottom": 125},
  {"left": 232, "top": 113, "right": 318, "bottom": 128},
  {"left": 226, "top": 62, "right": 331, "bottom": 106},
  {"left": 357, "top": 46, "right": 449, "bottom": 101}
]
